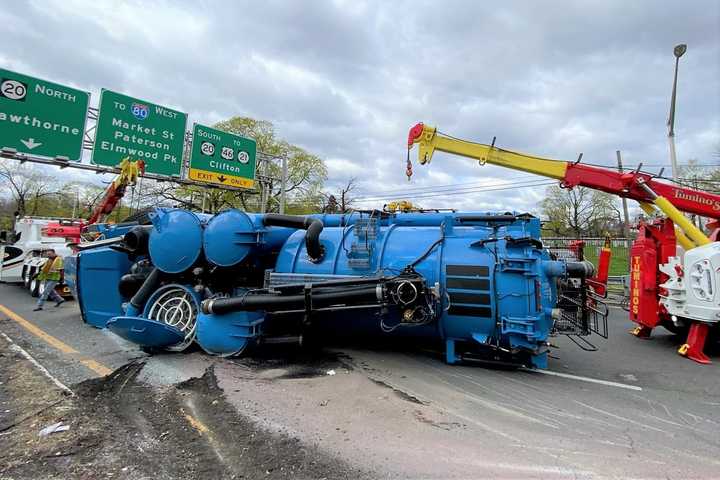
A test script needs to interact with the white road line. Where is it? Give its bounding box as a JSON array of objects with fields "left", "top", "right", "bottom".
[
  {"left": 522, "top": 368, "right": 642, "bottom": 391},
  {"left": 574, "top": 400, "right": 668, "bottom": 434},
  {"left": 1, "top": 331, "right": 74, "bottom": 396}
]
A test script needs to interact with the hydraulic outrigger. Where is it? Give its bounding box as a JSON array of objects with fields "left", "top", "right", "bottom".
[{"left": 407, "top": 123, "right": 719, "bottom": 363}]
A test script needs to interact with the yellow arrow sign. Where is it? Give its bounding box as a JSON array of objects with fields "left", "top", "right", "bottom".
[{"left": 188, "top": 168, "right": 255, "bottom": 188}]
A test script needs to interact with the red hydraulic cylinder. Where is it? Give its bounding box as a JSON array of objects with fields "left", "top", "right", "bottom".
[
  {"left": 592, "top": 237, "right": 611, "bottom": 296},
  {"left": 678, "top": 322, "right": 712, "bottom": 364}
]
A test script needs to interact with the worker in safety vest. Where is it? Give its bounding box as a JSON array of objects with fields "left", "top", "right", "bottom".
[{"left": 33, "top": 250, "right": 65, "bottom": 311}]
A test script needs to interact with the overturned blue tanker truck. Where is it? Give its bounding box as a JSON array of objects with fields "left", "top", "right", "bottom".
[{"left": 65, "top": 208, "right": 608, "bottom": 369}]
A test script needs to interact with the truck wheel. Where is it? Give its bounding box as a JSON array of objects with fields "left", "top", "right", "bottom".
[
  {"left": 30, "top": 275, "right": 41, "bottom": 297},
  {"left": 22, "top": 267, "right": 32, "bottom": 289}
]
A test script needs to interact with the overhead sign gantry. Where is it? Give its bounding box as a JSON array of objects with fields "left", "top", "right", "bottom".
[{"left": 0, "top": 67, "right": 272, "bottom": 194}]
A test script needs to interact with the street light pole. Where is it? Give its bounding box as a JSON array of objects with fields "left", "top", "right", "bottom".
[{"left": 667, "top": 43, "right": 687, "bottom": 180}]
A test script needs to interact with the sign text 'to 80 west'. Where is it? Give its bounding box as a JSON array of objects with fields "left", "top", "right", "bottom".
[{"left": 92, "top": 90, "right": 187, "bottom": 176}]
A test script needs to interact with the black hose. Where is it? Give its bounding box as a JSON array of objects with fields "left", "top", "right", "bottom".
[
  {"left": 129, "top": 268, "right": 162, "bottom": 312},
  {"left": 566, "top": 261, "right": 595, "bottom": 278},
  {"left": 202, "top": 285, "right": 380, "bottom": 315},
  {"left": 270, "top": 276, "right": 386, "bottom": 292},
  {"left": 263, "top": 214, "right": 324, "bottom": 261},
  {"left": 456, "top": 215, "right": 519, "bottom": 223},
  {"left": 505, "top": 236, "right": 544, "bottom": 249},
  {"left": 118, "top": 273, "right": 148, "bottom": 299},
  {"left": 123, "top": 226, "right": 152, "bottom": 254}
]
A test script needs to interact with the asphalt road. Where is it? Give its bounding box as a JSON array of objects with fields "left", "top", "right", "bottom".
[{"left": 1, "top": 281, "right": 718, "bottom": 479}]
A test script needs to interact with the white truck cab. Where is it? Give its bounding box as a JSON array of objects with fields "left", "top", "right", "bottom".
[{"left": 1, "top": 217, "right": 74, "bottom": 291}]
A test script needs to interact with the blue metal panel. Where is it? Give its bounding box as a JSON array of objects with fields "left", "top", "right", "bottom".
[
  {"left": 106, "top": 316, "right": 185, "bottom": 347},
  {"left": 73, "top": 247, "right": 133, "bottom": 328},
  {"left": 63, "top": 254, "right": 79, "bottom": 299}
]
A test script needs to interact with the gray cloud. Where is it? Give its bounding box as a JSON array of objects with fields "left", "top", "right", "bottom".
[{"left": 1, "top": 0, "right": 718, "bottom": 214}]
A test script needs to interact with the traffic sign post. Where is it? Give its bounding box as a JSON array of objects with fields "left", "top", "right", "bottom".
[
  {"left": 0, "top": 68, "right": 89, "bottom": 160},
  {"left": 188, "top": 123, "right": 256, "bottom": 188},
  {"left": 92, "top": 90, "right": 187, "bottom": 176}
]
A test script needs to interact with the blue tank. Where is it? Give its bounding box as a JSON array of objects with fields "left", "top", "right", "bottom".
[
  {"left": 148, "top": 209, "right": 211, "bottom": 273},
  {"left": 91, "top": 209, "right": 598, "bottom": 368},
  {"left": 153, "top": 207, "right": 514, "bottom": 271},
  {"left": 271, "top": 214, "right": 561, "bottom": 368},
  {"left": 149, "top": 208, "right": 357, "bottom": 271}
]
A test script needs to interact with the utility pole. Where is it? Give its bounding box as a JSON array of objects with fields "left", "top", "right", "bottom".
[
  {"left": 71, "top": 188, "right": 79, "bottom": 219},
  {"left": 280, "top": 155, "right": 287, "bottom": 214},
  {"left": 260, "top": 157, "right": 269, "bottom": 214},
  {"left": 616, "top": 150, "right": 631, "bottom": 245},
  {"left": 667, "top": 43, "right": 687, "bottom": 180}
]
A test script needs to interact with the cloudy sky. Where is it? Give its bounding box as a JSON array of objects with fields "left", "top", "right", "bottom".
[{"left": 2, "top": 0, "right": 719, "bottom": 214}]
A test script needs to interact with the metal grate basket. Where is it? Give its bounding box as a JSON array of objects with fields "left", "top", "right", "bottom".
[{"left": 546, "top": 240, "right": 609, "bottom": 350}]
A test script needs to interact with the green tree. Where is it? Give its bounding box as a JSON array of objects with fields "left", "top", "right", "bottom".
[
  {"left": 145, "top": 117, "right": 327, "bottom": 214},
  {"left": 541, "top": 185, "right": 621, "bottom": 237},
  {"left": 214, "top": 117, "right": 327, "bottom": 213}
]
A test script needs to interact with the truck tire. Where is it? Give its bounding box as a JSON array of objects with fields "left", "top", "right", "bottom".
[
  {"left": 22, "top": 267, "right": 32, "bottom": 289},
  {"left": 26, "top": 267, "right": 37, "bottom": 291},
  {"left": 30, "top": 275, "right": 41, "bottom": 297}
]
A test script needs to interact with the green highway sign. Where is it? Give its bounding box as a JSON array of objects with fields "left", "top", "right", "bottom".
[
  {"left": 188, "top": 123, "right": 256, "bottom": 188},
  {"left": 92, "top": 89, "right": 187, "bottom": 176},
  {"left": 0, "top": 68, "right": 89, "bottom": 160}
]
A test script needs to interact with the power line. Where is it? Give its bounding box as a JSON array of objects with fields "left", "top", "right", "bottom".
[
  {"left": 354, "top": 176, "right": 560, "bottom": 201},
  {"left": 352, "top": 173, "right": 541, "bottom": 197},
  {"left": 354, "top": 180, "right": 556, "bottom": 202},
  {"left": 352, "top": 156, "right": 720, "bottom": 201}
]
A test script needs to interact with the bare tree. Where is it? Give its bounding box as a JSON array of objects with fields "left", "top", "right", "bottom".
[
  {"left": 0, "top": 160, "right": 61, "bottom": 217},
  {"left": 541, "top": 185, "right": 620, "bottom": 237},
  {"left": 321, "top": 178, "right": 357, "bottom": 213}
]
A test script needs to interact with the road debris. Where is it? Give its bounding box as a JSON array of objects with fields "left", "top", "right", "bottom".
[{"left": 38, "top": 422, "right": 70, "bottom": 436}]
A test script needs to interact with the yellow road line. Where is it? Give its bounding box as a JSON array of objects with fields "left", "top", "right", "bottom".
[
  {"left": 0, "top": 303, "right": 112, "bottom": 377},
  {"left": 0, "top": 304, "right": 77, "bottom": 354},
  {"left": 80, "top": 359, "right": 113, "bottom": 376},
  {"left": 183, "top": 411, "right": 210, "bottom": 434}
]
